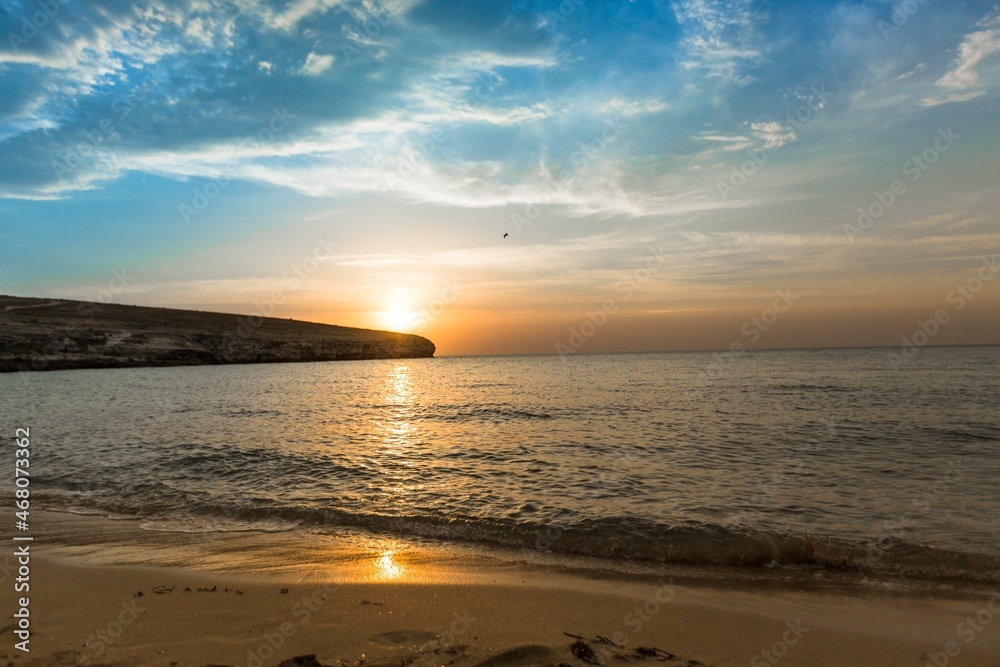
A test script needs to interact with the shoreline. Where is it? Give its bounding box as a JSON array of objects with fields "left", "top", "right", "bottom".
[
  {"left": 30, "top": 508, "right": 1000, "bottom": 596},
  {"left": 4, "top": 511, "right": 999, "bottom": 666}
]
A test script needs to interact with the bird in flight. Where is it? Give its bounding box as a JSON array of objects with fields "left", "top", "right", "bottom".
[{"left": 503, "top": 233, "right": 508, "bottom": 239}]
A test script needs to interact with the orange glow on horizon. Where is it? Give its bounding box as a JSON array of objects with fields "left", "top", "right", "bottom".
[{"left": 292, "top": 286, "right": 1000, "bottom": 357}]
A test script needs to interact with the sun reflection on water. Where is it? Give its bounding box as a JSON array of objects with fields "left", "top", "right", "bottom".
[
  {"left": 384, "top": 362, "right": 412, "bottom": 406},
  {"left": 377, "top": 363, "right": 421, "bottom": 502},
  {"left": 380, "top": 362, "right": 415, "bottom": 448}
]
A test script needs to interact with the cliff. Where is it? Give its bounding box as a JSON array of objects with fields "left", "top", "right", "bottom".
[{"left": 0, "top": 295, "right": 435, "bottom": 373}]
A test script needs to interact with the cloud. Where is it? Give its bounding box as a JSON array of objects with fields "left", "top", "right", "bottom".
[
  {"left": 0, "top": 0, "right": 664, "bottom": 206},
  {"left": 893, "top": 62, "right": 927, "bottom": 82},
  {"left": 922, "top": 12, "right": 1000, "bottom": 106},
  {"left": 694, "top": 131, "right": 753, "bottom": 154},
  {"left": 749, "top": 122, "right": 796, "bottom": 150},
  {"left": 301, "top": 52, "right": 335, "bottom": 76},
  {"left": 671, "top": 0, "right": 764, "bottom": 85},
  {"left": 691, "top": 121, "right": 795, "bottom": 159},
  {"left": 266, "top": 0, "right": 346, "bottom": 31},
  {"left": 0, "top": 0, "right": 991, "bottom": 236},
  {"left": 455, "top": 51, "right": 559, "bottom": 70},
  {"left": 600, "top": 98, "right": 670, "bottom": 117}
]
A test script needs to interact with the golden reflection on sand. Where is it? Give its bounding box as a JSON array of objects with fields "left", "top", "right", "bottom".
[{"left": 376, "top": 549, "right": 406, "bottom": 580}]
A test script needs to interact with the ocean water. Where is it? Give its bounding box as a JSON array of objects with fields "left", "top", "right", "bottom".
[{"left": 2, "top": 347, "right": 999, "bottom": 583}]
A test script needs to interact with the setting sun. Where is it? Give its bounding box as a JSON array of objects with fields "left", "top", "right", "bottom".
[
  {"left": 380, "top": 292, "right": 418, "bottom": 331},
  {"left": 381, "top": 308, "right": 416, "bottom": 331}
]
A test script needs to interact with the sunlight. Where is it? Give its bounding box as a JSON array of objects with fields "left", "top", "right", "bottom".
[
  {"left": 383, "top": 362, "right": 412, "bottom": 406},
  {"left": 375, "top": 362, "right": 422, "bottom": 509},
  {"left": 381, "top": 306, "right": 418, "bottom": 332},
  {"left": 376, "top": 289, "right": 418, "bottom": 332},
  {"left": 375, "top": 550, "right": 405, "bottom": 580}
]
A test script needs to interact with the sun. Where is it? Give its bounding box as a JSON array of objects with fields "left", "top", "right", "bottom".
[
  {"left": 382, "top": 307, "right": 417, "bottom": 331},
  {"left": 380, "top": 292, "right": 418, "bottom": 331}
]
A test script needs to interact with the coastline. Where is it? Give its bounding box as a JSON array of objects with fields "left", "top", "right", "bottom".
[
  {"left": 0, "top": 295, "right": 435, "bottom": 373},
  {"left": 5, "top": 511, "right": 999, "bottom": 666}
]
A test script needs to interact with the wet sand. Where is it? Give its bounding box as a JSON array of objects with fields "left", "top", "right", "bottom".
[{"left": 2, "top": 511, "right": 998, "bottom": 667}]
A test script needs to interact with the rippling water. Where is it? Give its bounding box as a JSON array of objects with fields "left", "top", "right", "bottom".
[{"left": 2, "top": 347, "right": 998, "bottom": 582}]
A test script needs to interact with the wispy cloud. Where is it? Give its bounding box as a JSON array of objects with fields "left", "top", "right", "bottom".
[
  {"left": 691, "top": 121, "right": 795, "bottom": 159},
  {"left": 923, "top": 11, "right": 1000, "bottom": 106},
  {"left": 599, "top": 98, "right": 670, "bottom": 117},
  {"left": 749, "top": 122, "right": 796, "bottom": 150},
  {"left": 671, "top": 0, "right": 764, "bottom": 85},
  {"left": 280, "top": 0, "right": 343, "bottom": 29},
  {"left": 0, "top": 0, "right": 996, "bottom": 246}
]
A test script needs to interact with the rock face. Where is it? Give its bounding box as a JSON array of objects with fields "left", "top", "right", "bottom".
[{"left": 0, "top": 295, "right": 435, "bottom": 373}]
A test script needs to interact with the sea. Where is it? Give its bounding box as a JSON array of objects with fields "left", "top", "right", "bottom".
[{"left": 2, "top": 346, "right": 998, "bottom": 584}]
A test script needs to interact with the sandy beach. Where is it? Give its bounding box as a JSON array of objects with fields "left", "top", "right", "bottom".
[{"left": 3, "top": 511, "right": 998, "bottom": 667}]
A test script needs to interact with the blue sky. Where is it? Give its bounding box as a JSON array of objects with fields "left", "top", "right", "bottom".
[{"left": 1, "top": 0, "right": 998, "bottom": 354}]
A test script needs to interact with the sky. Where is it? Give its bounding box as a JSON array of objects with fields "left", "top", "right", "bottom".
[{"left": 0, "top": 0, "right": 998, "bottom": 356}]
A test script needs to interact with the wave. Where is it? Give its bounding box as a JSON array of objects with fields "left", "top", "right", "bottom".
[
  {"left": 224, "top": 408, "right": 287, "bottom": 418},
  {"left": 919, "top": 425, "right": 1000, "bottom": 442},
  {"left": 767, "top": 383, "right": 857, "bottom": 393},
  {"left": 414, "top": 403, "right": 554, "bottom": 422},
  {"left": 361, "top": 402, "right": 557, "bottom": 423},
  {"left": 31, "top": 490, "right": 1000, "bottom": 585}
]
